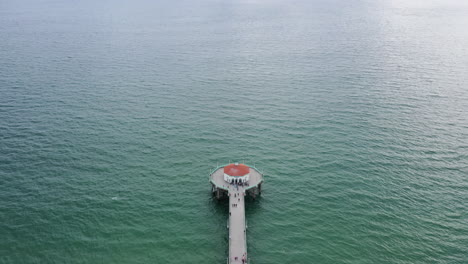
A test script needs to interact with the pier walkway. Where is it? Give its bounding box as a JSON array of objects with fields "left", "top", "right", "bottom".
[{"left": 228, "top": 185, "right": 247, "bottom": 263}]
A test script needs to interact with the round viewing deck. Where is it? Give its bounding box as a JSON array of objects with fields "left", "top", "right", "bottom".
[{"left": 210, "top": 163, "right": 264, "bottom": 193}]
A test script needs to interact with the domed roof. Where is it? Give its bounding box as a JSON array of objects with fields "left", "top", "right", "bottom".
[{"left": 224, "top": 163, "right": 250, "bottom": 177}]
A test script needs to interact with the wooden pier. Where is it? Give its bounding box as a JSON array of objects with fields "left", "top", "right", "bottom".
[{"left": 210, "top": 163, "right": 264, "bottom": 264}]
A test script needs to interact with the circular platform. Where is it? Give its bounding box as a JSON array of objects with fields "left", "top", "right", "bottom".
[{"left": 210, "top": 163, "right": 264, "bottom": 191}]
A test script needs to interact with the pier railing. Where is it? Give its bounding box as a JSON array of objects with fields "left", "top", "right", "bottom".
[{"left": 210, "top": 179, "right": 229, "bottom": 191}]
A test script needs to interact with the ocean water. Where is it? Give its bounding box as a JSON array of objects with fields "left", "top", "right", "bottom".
[{"left": 1, "top": 0, "right": 468, "bottom": 263}]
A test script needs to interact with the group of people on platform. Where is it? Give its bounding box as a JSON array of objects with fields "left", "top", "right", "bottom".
[{"left": 228, "top": 178, "right": 249, "bottom": 187}]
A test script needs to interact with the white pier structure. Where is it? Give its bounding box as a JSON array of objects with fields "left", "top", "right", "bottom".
[{"left": 210, "top": 163, "right": 264, "bottom": 264}]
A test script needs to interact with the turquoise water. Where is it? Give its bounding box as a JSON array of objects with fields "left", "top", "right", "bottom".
[{"left": 1, "top": 0, "right": 468, "bottom": 263}]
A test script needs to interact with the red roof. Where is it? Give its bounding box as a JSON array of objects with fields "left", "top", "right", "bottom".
[{"left": 224, "top": 163, "right": 250, "bottom": 177}]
